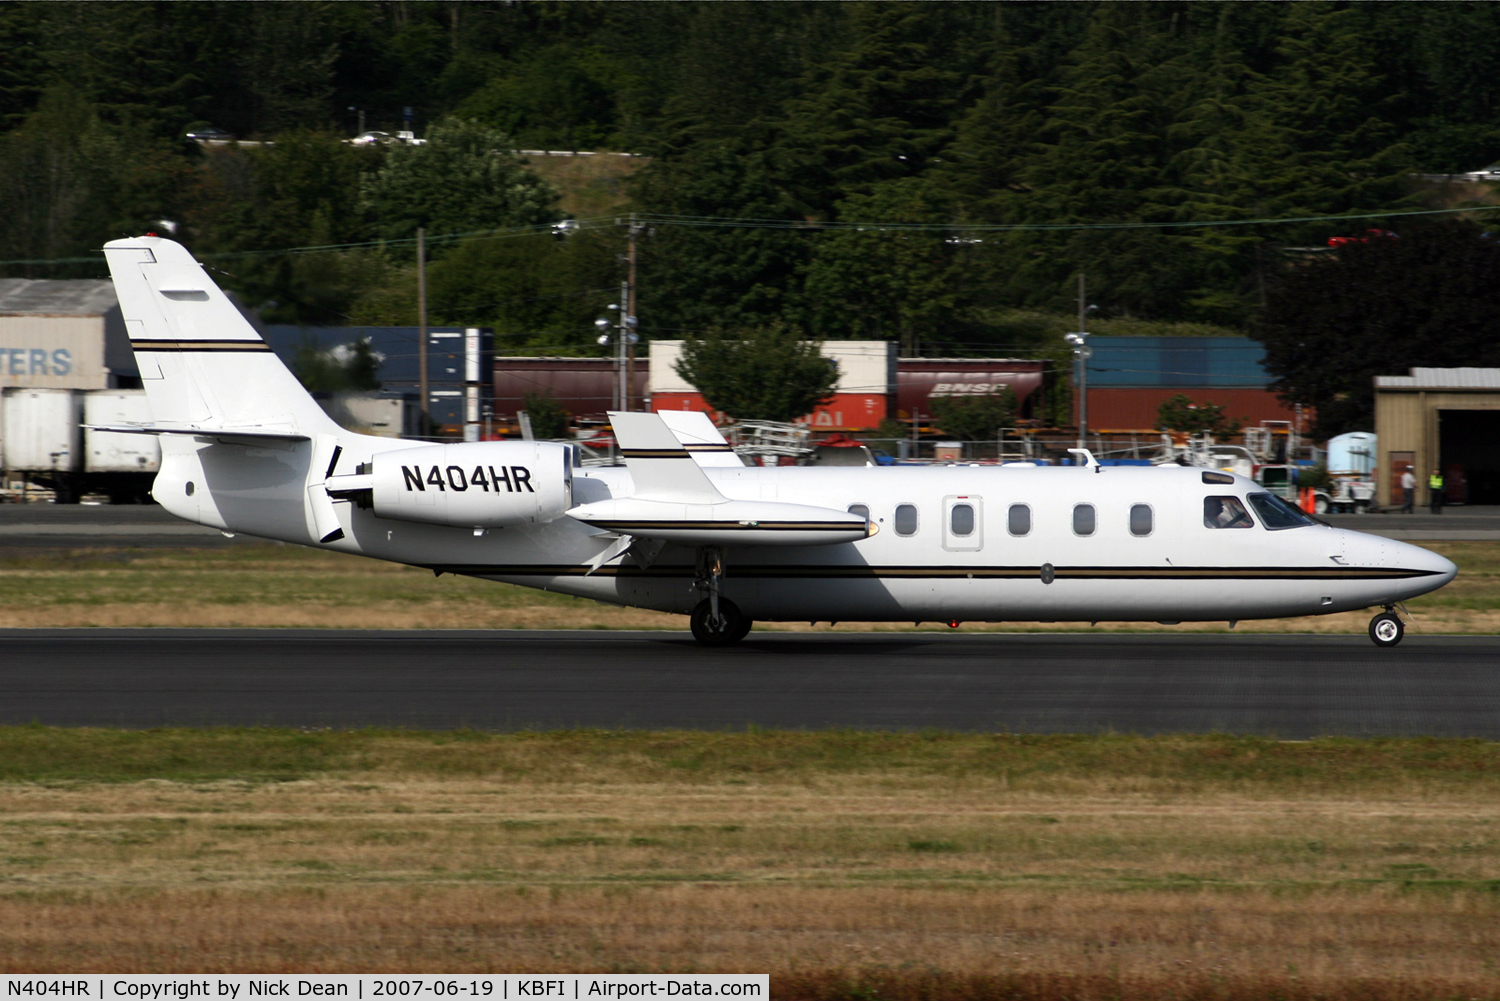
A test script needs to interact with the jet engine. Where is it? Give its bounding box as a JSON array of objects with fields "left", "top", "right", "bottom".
[{"left": 326, "top": 441, "right": 571, "bottom": 528}]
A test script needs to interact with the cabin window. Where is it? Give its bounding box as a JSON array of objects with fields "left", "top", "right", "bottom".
[
  {"left": 1129, "top": 504, "right": 1153, "bottom": 537},
  {"left": 1247, "top": 492, "right": 1314, "bottom": 530},
  {"left": 1072, "top": 504, "right": 1096, "bottom": 536},
  {"left": 894, "top": 504, "right": 919, "bottom": 536},
  {"left": 1203, "top": 496, "right": 1255, "bottom": 529},
  {"left": 848, "top": 504, "right": 870, "bottom": 521},
  {"left": 950, "top": 503, "right": 975, "bottom": 537},
  {"left": 1008, "top": 504, "right": 1031, "bottom": 536}
]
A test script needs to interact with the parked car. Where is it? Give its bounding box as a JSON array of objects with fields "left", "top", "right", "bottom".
[
  {"left": 1327, "top": 228, "right": 1398, "bottom": 249},
  {"left": 185, "top": 125, "right": 234, "bottom": 142}
]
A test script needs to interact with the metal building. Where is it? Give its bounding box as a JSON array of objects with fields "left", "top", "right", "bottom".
[
  {"left": 1374, "top": 367, "right": 1500, "bottom": 507},
  {"left": 0, "top": 279, "right": 137, "bottom": 391}
]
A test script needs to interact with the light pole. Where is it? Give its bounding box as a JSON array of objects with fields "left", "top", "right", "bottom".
[
  {"left": 596, "top": 309, "right": 638, "bottom": 411},
  {"left": 1064, "top": 331, "right": 1091, "bottom": 452},
  {"left": 1063, "top": 273, "right": 1099, "bottom": 454}
]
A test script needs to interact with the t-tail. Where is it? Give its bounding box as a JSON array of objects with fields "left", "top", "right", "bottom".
[{"left": 100, "top": 235, "right": 350, "bottom": 540}]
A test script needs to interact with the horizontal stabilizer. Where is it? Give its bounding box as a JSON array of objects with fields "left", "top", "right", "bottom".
[{"left": 82, "top": 422, "right": 309, "bottom": 442}]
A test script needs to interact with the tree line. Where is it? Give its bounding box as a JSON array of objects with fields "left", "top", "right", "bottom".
[{"left": 1, "top": 1, "right": 1498, "bottom": 436}]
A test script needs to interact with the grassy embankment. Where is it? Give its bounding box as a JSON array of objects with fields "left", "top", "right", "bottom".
[
  {"left": 0, "top": 540, "right": 1493, "bottom": 633},
  {"left": 0, "top": 729, "right": 1496, "bottom": 997}
]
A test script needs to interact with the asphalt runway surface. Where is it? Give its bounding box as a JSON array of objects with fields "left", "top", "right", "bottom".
[{"left": 3, "top": 629, "right": 1498, "bottom": 737}]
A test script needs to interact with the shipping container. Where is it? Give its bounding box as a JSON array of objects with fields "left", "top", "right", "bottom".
[
  {"left": 0, "top": 278, "right": 135, "bottom": 392},
  {"left": 2, "top": 387, "right": 81, "bottom": 472},
  {"left": 1082, "top": 388, "right": 1303, "bottom": 431},
  {"left": 83, "top": 391, "right": 160, "bottom": 473}
]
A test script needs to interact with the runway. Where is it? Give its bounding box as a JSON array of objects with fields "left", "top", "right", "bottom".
[{"left": 2, "top": 629, "right": 1497, "bottom": 737}]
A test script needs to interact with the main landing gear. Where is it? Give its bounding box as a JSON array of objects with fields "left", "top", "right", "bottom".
[
  {"left": 1369, "top": 606, "right": 1404, "bottom": 648},
  {"left": 690, "top": 546, "right": 753, "bottom": 646}
]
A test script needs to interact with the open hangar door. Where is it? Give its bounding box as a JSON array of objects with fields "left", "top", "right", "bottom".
[{"left": 1439, "top": 409, "right": 1500, "bottom": 504}]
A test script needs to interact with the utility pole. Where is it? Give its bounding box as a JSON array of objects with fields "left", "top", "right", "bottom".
[
  {"left": 417, "top": 225, "right": 429, "bottom": 437},
  {"left": 1077, "top": 272, "right": 1087, "bottom": 451},
  {"left": 617, "top": 278, "right": 629, "bottom": 413}
]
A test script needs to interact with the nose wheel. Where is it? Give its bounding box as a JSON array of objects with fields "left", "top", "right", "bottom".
[{"left": 1369, "top": 610, "right": 1404, "bottom": 647}]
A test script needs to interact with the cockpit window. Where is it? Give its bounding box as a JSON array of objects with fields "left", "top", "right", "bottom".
[
  {"left": 1203, "top": 496, "right": 1255, "bottom": 529},
  {"left": 1247, "top": 492, "right": 1315, "bottom": 530}
]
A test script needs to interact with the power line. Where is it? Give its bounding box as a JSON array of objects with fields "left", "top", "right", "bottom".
[{"left": 3, "top": 202, "right": 1497, "bottom": 268}]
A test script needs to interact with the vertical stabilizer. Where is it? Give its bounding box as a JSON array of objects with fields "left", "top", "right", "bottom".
[{"left": 102, "top": 236, "right": 338, "bottom": 435}]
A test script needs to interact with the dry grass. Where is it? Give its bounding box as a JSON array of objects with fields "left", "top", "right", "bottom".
[
  {"left": 0, "top": 540, "right": 1493, "bottom": 633},
  {"left": 521, "top": 153, "right": 644, "bottom": 218},
  {"left": 0, "top": 731, "right": 1498, "bottom": 994}
]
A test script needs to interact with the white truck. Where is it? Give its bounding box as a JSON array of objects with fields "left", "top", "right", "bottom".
[{"left": 2, "top": 387, "right": 158, "bottom": 503}]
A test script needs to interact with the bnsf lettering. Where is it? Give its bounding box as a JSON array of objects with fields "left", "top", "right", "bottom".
[{"left": 401, "top": 465, "right": 535, "bottom": 493}]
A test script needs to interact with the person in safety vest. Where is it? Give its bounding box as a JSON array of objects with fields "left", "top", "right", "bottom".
[{"left": 1429, "top": 468, "right": 1445, "bottom": 515}]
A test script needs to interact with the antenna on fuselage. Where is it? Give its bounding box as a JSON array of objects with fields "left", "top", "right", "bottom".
[{"left": 1067, "top": 447, "right": 1102, "bottom": 473}]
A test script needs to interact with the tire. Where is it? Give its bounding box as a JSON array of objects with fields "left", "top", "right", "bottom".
[
  {"left": 1313, "top": 495, "right": 1331, "bottom": 515},
  {"left": 690, "top": 598, "right": 750, "bottom": 647},
  {"left": 1369, "top": 612, "right": 1404, "bottom": 648}
]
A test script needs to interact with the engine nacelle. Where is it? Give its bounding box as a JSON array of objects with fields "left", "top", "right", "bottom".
[{"left": 349, "top": 441, "right": 571, "bottom": 528}]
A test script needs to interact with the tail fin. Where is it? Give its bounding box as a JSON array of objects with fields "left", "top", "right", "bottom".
[{"left": 102, "top": 236, "right": 338, "bottom": 435}]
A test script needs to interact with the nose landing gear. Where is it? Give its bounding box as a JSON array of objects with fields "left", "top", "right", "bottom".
[{"left": 1369, "top": 607, "right": 1404, "bottom": 647}]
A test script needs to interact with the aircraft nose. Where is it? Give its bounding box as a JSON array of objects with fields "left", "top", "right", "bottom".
[{"left": 1395, "top": 540, "right": 1457, "bottom": 585}]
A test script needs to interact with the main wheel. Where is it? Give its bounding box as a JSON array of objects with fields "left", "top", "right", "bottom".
[
  {"left": 1369, "top": 612, "right": 1404, "bottom": 648},
  {"left": 690, "top": 598, "right": 751, "bottom": 647}
]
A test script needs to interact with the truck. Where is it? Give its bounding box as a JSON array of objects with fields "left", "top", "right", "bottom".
[{"left": 2, "top": 387, "right": 158, "bottom": 503}]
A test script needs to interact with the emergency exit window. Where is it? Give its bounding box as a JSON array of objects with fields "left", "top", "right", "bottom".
[{"left": 950, "top": 503, "right": 975, "bottom": 537}]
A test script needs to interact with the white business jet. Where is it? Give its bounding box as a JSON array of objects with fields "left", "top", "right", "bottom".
[{"left": 95, "top": 236, "right": 1454, "bottom": 647}]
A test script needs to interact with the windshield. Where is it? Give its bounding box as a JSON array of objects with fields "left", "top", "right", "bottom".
[{"left": 1247, "top": 491, "right": 1315, "bottom": 530}]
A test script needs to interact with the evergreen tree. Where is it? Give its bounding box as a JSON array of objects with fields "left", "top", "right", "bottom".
[
  {"left": 801, "top": 177, "right": 963, "bottom": 353},
  {"left": 1254, "top": 222, "right": 1500, "bottom": 439},
  {"left": 631, "top": 139, "right": 812, "bottom": 336},
  {"left": 360, "top": 117, "right": 561, "bottom": 246}
]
